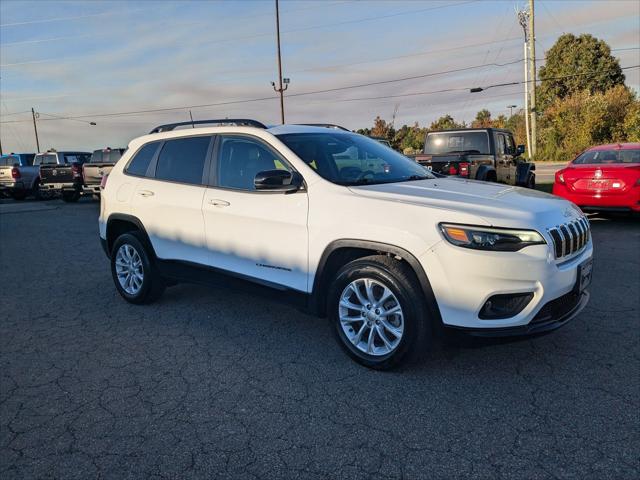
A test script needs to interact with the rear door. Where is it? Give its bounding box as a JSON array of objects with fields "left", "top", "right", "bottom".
[
  {"left": 131, "top": 135, "right": 213, "bottom": 265},
  {"left": 202, "top": 134, "right": 309, "bottom": 291}
]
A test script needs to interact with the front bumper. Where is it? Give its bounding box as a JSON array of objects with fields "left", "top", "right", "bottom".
[
  {"left": 450, "top": 290, "right": 589, "bottom": 337},
  {"left": 421, "top": 237, "right": 593, "bottom": 332}
]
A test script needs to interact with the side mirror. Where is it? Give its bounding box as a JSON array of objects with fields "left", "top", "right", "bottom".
[
  {"left": 516, "top": 145, "right": 526, "bottom": 156},
  {"left": 254, "top": 169, "right": 302, "bottom": 192}
]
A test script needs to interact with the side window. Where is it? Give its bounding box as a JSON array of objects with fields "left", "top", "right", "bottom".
[
  {"left": 126, "top": 142, "right": 161, "bottom": 177},
  {"left": 505, "top": 135, "right": 515, "bottom": 155},
  {"left": 495, "top": 134, "right": 506, "bottom": 155},
  {"left": 155, "top": 136, "right": 211, "bottom": 185},
  {"left": 217, "top": 136, "right": 290, "bottom": 191}
]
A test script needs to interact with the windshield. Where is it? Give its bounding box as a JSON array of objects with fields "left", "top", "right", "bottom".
[
  {"left": 0, "top": 156, "right": 19, "bottom": 166},
  {"left": 34, "top": 154, "right": 58, "bottom": 165},
  {"left": 425, "top": 131, "right": 490, "bottom": 155},
  {"left": 276, "top": 132, "right": 434, "bottom": 186},
  {"left": 573, "top": 149, "right": 640, "bottom": 164}
]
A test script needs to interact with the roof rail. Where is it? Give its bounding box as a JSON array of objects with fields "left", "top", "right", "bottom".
[
  {"left": 296, "top": 123, "right": 350, "bottom": 131},
  {"left": 149, "top": 119, "right": 267, "bottom": 134}
]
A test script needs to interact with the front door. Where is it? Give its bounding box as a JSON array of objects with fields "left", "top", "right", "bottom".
[{"left": 202, "top": 134, "right": 309, "bottom": 292}]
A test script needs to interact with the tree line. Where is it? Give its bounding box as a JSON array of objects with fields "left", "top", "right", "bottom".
[{"left": 356, "top": 34, "right": 640, "bottom": 161}]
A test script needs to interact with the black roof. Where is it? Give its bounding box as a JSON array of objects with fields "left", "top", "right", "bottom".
[{"left": 426, "top": 127, "right": 513, "bottom": 134}]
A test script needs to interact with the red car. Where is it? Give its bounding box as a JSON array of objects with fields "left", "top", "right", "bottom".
[{"left": 553, "top": 143, "right": 640, "bottom": 213}]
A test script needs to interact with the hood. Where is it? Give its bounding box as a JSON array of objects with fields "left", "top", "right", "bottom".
[{"left": 349, "top": 177, "right": 578, "bottom": 228}]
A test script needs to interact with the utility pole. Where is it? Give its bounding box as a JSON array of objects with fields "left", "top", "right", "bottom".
[
  {"left": 517, "top": 9, "right": 531, "bottom": 159},
  {"left": 31, "top": 107, "right": 40, "bottom": 152},
  {"left": 528, "top": 0, "right": 537, "bottom": 159},
  {"left": 507, "top": 105, "right": 517, "bottom": 117},
  {"left": 272, "top": 0, "right": 289, "bottom": 124}
]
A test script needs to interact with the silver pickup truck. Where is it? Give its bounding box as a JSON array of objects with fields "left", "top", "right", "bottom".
[
  {"left": 0, "top": 153, "right": 39, "bottom": 200},
  {"left": 82, "top": 148, "right": 126, "bottom": 198}
]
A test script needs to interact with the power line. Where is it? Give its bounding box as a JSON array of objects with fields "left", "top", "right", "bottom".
[{"left": 2, "top": 64, "right": 637, "bottom": 124}]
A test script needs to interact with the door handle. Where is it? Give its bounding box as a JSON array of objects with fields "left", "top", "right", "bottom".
[
  {"left": 138, "top": 190, "right": 154, "bottom": 197},
  {"left": 208, "top": 199, "right": 230, "bottom": 207}
]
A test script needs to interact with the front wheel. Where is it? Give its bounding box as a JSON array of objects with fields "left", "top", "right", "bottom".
[
  {"left": 61, "top": 190, "right": 80, "bottom": 202},
  {"left": 111, "top": 232, "right": 165, "bottom": 304},
  {"left": 327, "top": 255, "right": 431, "bottom": 370}
]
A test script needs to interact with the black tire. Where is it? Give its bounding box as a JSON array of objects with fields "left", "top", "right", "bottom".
[
  {"left": 61, "top": 190, "right": 80, "bottom": 202},
  {"left": 92, "top": 193, "right": 101, "bottom": 201},
  {"left": 11, "top": 190, "right": 27, "bottom": 201},
  {"left": 32, "top": 180, "right": 44, "bottom": 201},
  {"left": 110, "top": 232, "right": 165, "bottom": 304},
  {"left": 327, "top": 255, "right": 431, "bottom": 370},
  {"left": 526, "top": 173, "right": 536, "bottom": 189}
]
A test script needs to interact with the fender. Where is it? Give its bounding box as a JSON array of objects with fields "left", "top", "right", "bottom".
[
  {"left": 515, "top": 162, "right": 535, "bottom": 186},
  {"left": 309, "top": 239, "right": 443, "bottom": 326},
  {"left": 475, "top": 165, "right": 496, "bottom": 181},
  {"left": 105, "top": 213, "right": 156, "bottom": 258}
]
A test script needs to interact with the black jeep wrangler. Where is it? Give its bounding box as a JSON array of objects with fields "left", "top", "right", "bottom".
[{"left": 414, "top": 128, "right": 535, "bottom": 188}]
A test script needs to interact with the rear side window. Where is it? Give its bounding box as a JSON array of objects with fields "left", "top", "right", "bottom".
[
  {"left": 0, "top": 156, "right": 19, "bottom": 166},
  {"left": 155, "top": 136, "right": 211, "bottom": 185},
  {"left": 126, "top": 142, "right": 160, "bottom": 176}
]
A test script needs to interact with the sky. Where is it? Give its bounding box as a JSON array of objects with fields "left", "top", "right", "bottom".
[{"left": 1, "top": 0, "right": 639, "bottom": 153}]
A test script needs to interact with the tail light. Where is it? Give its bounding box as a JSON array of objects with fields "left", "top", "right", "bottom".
[
  {"left": 556, "top": 170, "right": 565, "bottom": 184},
  {"left": 11, "top": 167, "right": 21, "bottom": 179},
  {"left": 71, "top": 163, "right": 82, "bottom": 179},
  {"left": 458, "top": 162, "right": 470, "bottom": 177},
  {"left": 448, "top": 165, "right": 458, "bottom": 175},
  {"left": 100, "top": 173, "right": 109, "bottom": 190}
]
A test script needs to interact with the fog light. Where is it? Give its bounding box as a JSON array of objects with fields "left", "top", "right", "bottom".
[{"left": 479, "top": 293, "right": 534, "bottom": 319}]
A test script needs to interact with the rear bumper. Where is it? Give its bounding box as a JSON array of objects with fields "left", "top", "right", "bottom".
[
  {"left": 553, "top": 183, "right": 640, "bottom": 212},
  {"left": 83, "top": 184, "right": 101, "bottom": 195},
  {"left": 40, "top": 182, "right": 80, "bottom": 191},
  {"left": 0, "top": 181, "right": 24, "bottom": 191}
]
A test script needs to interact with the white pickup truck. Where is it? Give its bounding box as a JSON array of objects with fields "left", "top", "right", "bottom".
[{"left": 99, "top": 119, "right": 593, "bottom": 369}]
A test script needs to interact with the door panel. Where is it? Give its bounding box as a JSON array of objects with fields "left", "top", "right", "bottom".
[
  {"left": 202, "top": 188, "right": 309, "bottom": 291},
  {"left": 132, "top": 178, "right": 208, "bottom": 264}
]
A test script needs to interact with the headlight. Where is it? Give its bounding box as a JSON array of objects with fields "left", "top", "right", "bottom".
[{"left": 439, "top": 223, "right": 546, "bottom": 252}]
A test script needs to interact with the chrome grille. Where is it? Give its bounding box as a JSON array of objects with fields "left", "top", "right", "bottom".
[{"left": 548, "top": 217, "right": 590, "bottom": 259}]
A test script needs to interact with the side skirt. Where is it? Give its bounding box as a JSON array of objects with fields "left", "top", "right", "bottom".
[{"left": 156, "top": 259, "right": 311, "bottom": 313}]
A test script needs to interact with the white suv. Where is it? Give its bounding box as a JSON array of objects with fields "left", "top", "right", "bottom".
[{"left": 99, "top": 119, "right": 593, "bottom": 369}]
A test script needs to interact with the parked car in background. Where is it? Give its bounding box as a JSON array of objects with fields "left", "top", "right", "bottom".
[
  {"left": 0, "top": 153, "right": 39, "bottom": 200},
  {"left": 37, "top": 150, "right": 91, "bottom": 202},
  {"left": 553, "top": 143, "right": 640, "bottom": 213},
  {"left": 413, "top": 128, "right": 536, "bottom": 188},
  {"left": 100, "top": 119, "right": 592, "bottom": 370},
  {"left": 83, "top": 147, "right": 126, "bottom": 198}
]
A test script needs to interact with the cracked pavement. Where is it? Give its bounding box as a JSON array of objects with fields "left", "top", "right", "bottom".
[{"left": 1, "top": 198, "right": 638, "bottom": 479}]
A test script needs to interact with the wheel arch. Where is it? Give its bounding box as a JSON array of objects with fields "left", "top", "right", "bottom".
[
  {"left": 309, "top": 239, "right": 443, "bottom": 325},
  {"left": 106, "top": 213, "right": 155, "bottom": 258},
  {"left": 475, "top": 165, "right": 496, "bottom": 182}
]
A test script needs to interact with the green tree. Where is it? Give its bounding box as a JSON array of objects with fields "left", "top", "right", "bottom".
[
  {"left": 538, "top": 33, "right": 625, "bottom": 111},
  {"left": 428, "top": 115, "right": 464, "bottom": 131},
  {"left": 471, "top": 109, "right": 492, "bottom": 128},
  {"left": 537, "top": 85, "right": 638, "bottom": 161}
]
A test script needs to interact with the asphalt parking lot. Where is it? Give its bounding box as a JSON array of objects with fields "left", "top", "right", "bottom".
[{"left": 1, "top": 198, "right": 638, "bottom": 479}]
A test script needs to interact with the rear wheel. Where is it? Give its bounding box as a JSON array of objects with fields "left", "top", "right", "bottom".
[
  {"left": 111, "top": 232, "right": 165, "bottom": 304},
  {"left": 526, "top": 172, "right": 536, "bottom": 189},
  {"left": 61, "top": 190, "right": 80, "bottom": 202},
  {"left": 11, "top": 190, "right": 27, "bottom": 201},
  {"left": 328, "top": 255, "right": 431, "bottom": 369}
]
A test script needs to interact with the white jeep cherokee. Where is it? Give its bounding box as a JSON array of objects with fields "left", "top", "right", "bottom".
[{"left": 99, "top": 119, "right": 593, "bottom": 369}]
